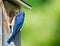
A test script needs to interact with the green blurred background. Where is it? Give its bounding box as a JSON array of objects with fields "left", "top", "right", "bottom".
[{"left": 21, "top": 0, "right": 60, "bottom": 46}]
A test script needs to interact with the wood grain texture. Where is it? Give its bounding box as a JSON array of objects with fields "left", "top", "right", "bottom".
[{"left": 3, "top": 8, "right": 16, "bottom": 35}]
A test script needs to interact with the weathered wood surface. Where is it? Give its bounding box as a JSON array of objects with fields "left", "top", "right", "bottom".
[
  {"left": 0, "top": 0, "right": 21, "bottom": 46},
  {"left": 0, "top": 0, "right": 2, "bottom": 46},
  {"left": 0, "top": 6, "right": 2, "bottom": 46}
]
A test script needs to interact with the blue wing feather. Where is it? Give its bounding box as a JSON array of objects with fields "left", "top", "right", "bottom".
[{"left": 7, "top": 10, "right": 25, "bottom": 44}]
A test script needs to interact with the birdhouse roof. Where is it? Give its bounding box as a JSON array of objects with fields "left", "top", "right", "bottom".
[
  {"left": 15, "top": 0, "right": 32, "bottom": 9},
  {"left": 3, "top": 0, "right": 32, "bottom": 9}
]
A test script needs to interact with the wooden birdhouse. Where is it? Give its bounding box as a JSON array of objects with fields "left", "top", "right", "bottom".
[{"left": 2, "top": 0, "right": 32, "bottom": 46}]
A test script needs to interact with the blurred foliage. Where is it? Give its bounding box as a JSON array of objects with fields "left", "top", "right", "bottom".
[
  {"left": 21, "top": 0, "right": 60, "bottom": 46},
  {"left": 24, "top": 0, "right": 53, "bottom": 8}
]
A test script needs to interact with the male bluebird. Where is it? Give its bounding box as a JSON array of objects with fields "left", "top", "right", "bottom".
[{"left": 7, "top": 10, "right": 25, "bottom": 44}]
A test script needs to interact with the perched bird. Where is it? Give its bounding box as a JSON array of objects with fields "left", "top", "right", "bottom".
[
  {"left": 7, "top": 10, "right": 25, "bottom": 44},
  {"left": 2, "top": 0, "right": 32, "bottom": 45}
]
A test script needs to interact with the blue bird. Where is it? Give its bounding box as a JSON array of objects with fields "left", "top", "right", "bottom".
[{"left": 7, "top": 10, "right": 25, "bottom": 44}]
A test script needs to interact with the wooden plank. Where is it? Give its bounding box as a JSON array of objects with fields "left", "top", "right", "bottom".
[
  {"left": 0, "top": 6, "right": 2, "bottom": 46},
  {"left": 0, "top": 0, "right": 2, "bottom": 46}
]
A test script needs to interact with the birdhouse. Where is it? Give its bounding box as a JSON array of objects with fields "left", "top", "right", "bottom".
[{"left": 2, "top": 0, "right": 32, "bottom": 46}]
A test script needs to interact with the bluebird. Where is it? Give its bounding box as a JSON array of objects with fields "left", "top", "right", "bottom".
[{"left": 7, "top": 10, "right": 25, "bottom": 44}]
